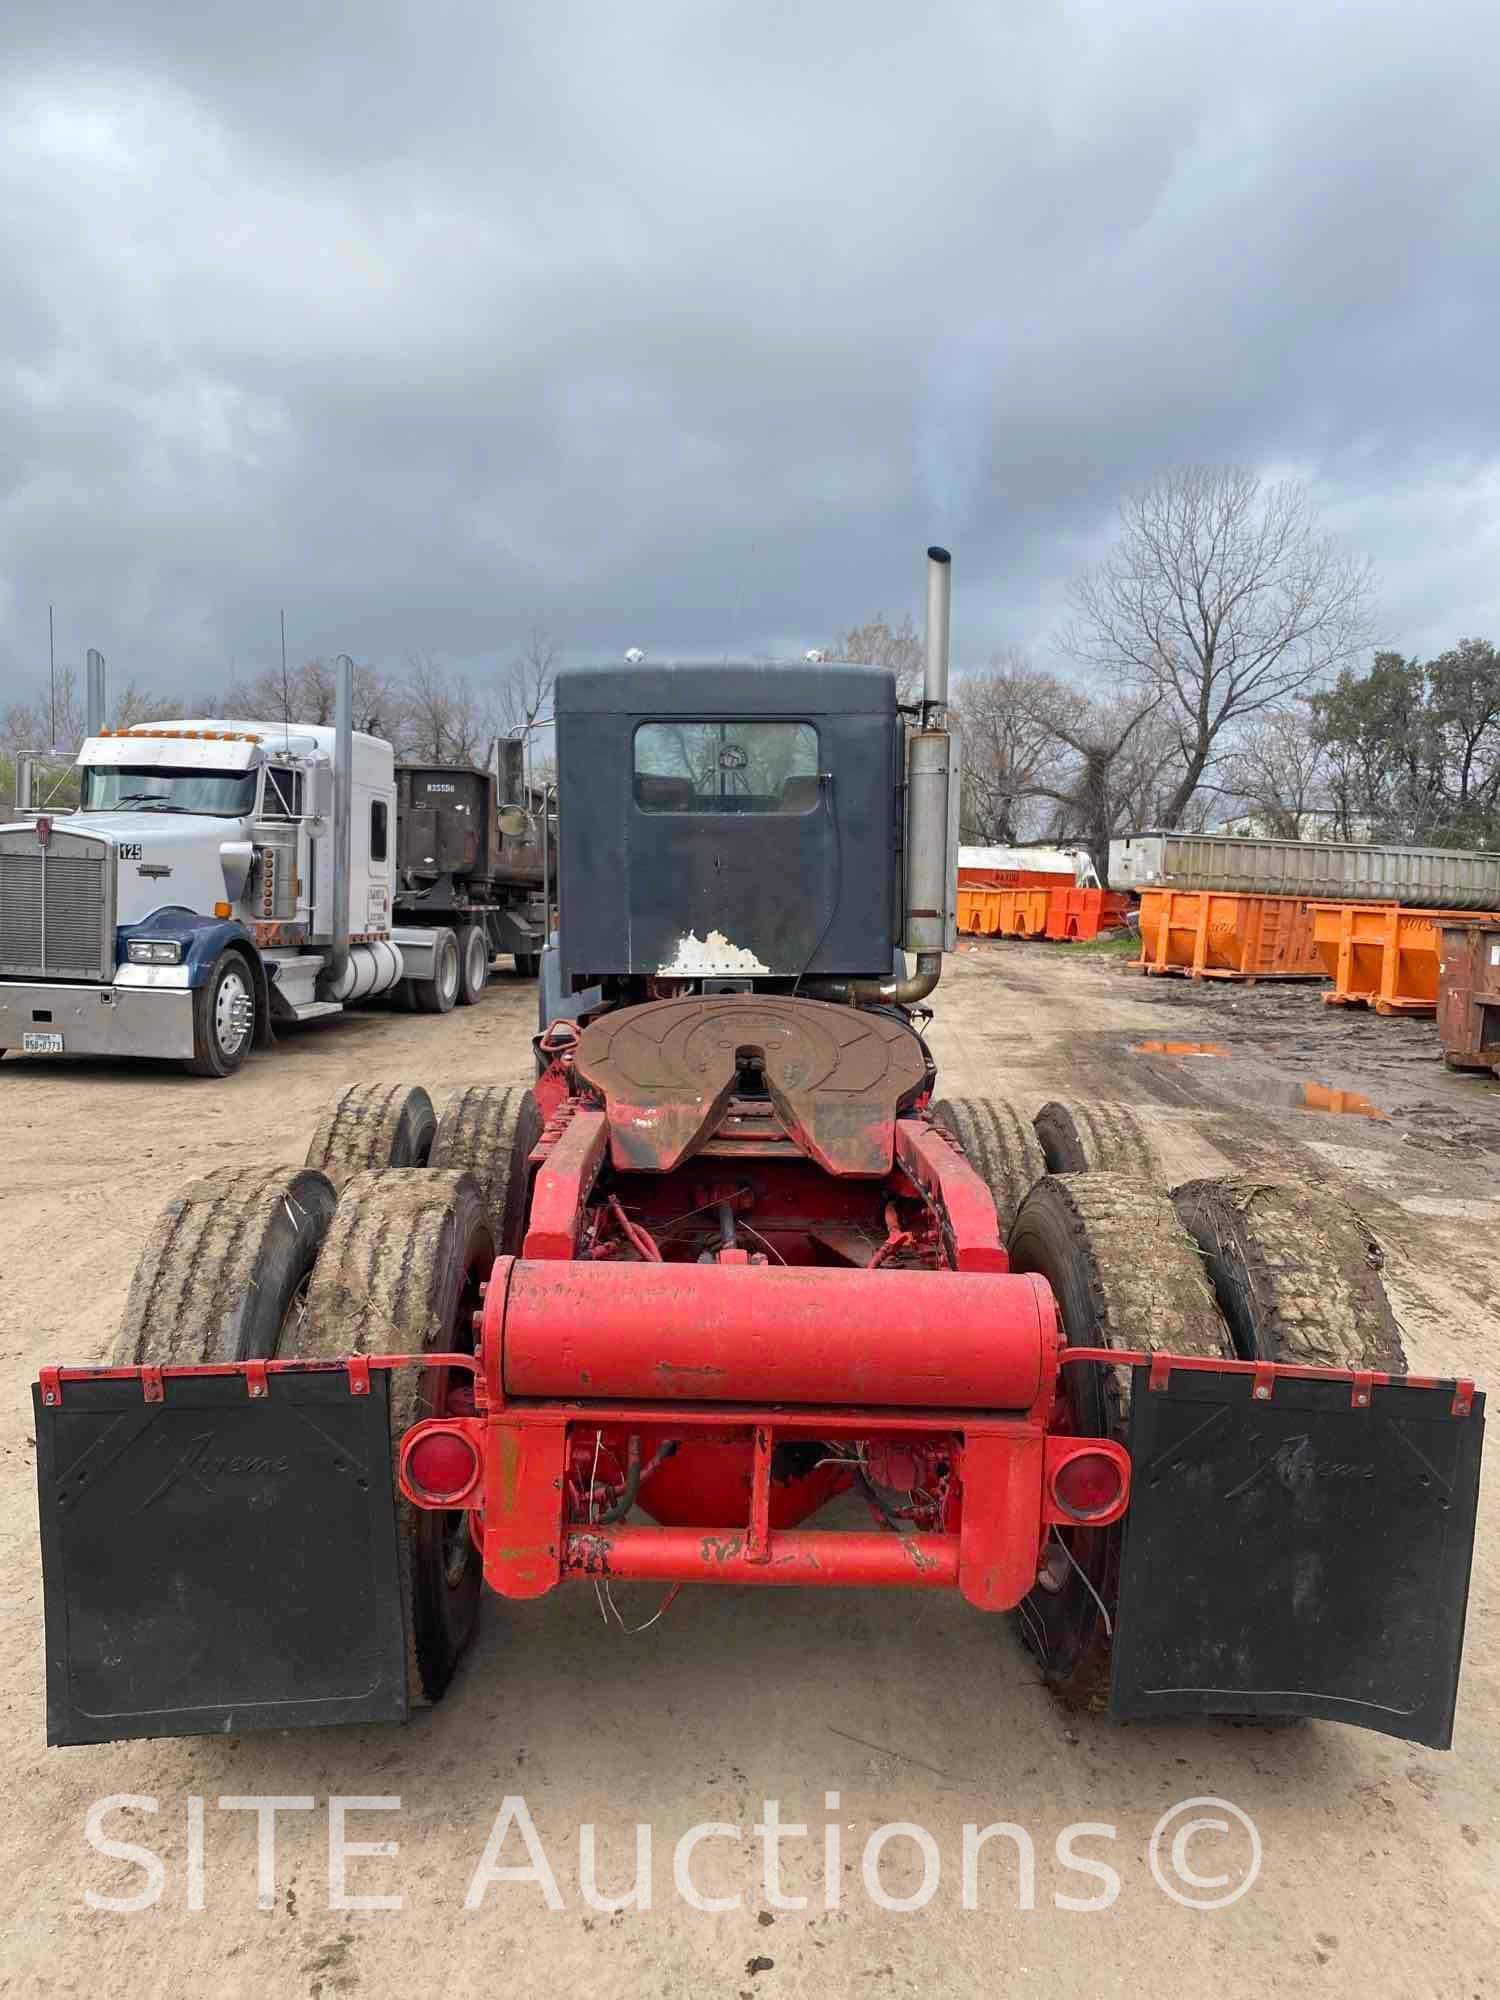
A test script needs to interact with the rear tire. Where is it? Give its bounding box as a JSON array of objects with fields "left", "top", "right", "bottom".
[
  {"left": 113, "top": 1165, "right": 337, "bottom": 1366},
  {"left": 414, "top": 929, "right": 461, "bottom": 1013},
  {"left": 1034, "top": 1100, "right": 1157, "bottom": 1181},
  {"left": 930, "top": 1094, "right": 1046, "bottom": 1236},
  {"left": 457, "top": 924, "right": 490, "bottom": 1006},
  {"left": 185, "top": 950, "right": 256, "bottom": 1077},
  {"left": 429, "top": 1084, "right": 534, "bottom": 1246},
  {"left": 1172, "top": 1176, "right": 1407, "bottom": 1374},
  {"left": 514, "top": 952, "right": 541, "bottom": 979},
  {"left": 304, "top": 1083, "right": 437, "bottom": 1190},
  {"left": 297, "top": 1169, "right": 495, "bottom": 1705},
  {"left": 1005, "top": 1173, "right": 1234, "bottom": 1704}
]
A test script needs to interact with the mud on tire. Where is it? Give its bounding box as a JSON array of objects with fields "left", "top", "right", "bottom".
[
  {"left": 931, "top": 1094, "right": 1046, "bottom": 1236},
  {"left": 113, "top": 1165, "right": 337, "bottom": 1366},
  {"left": 1005, "top": 1172, "right": 1234, "bottom": 1704},
  {"left": 295, "top": 1168, "right": 495, "bottom": 1704},
  {"left": 1033, "top": 1099, "right": 1158, "bottom": 1181},
  {"left": 1172, "top": 1176, "right": 1406, "bottom": 1375},
  {"left": 304, "top": 1083, "right": 437, "bottom": 1190},
  {"left": 429, "top": 1083, "right": 536, "bottom": 1250}
]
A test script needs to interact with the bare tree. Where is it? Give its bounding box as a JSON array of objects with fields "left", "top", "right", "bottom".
[
  {"left": 828, "top": 614, "right": 923, "bottom": 700},
  {"left": 952, "top": 654, "right": 1067, "bottom": 842},
  {"left": 4, "top": 667, "right": 177, "bottom": 758},
  {"left": 3, "top": 667, "right": 178, "bottom": 811},
  {"left": 496, "top": 627, "right": 560, "bottom": 738},
  {"left": 399, "top": 653, "right": 492, "bottom": 764},
  {"left": 110, "top": 681, "right": 181, "bottom": 732},
  {"left": 1220, "top": 704, "right": 1333, "bottom": 837},
  {"left": 221, "top": 657, "right": 393, "bottom": 737},
  {"left": 1065, "top": 466, "right": 1373, "bottom": 828},
  {"left": 3, "top": 666, "right": 82, "bottom": 756},
  {"left": 1020, "top": 679, "right": 1185, "bottom": 880}
]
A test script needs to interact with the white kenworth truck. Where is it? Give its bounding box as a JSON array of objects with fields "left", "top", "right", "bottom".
[{"left": 0, "top": 664, "right": 493, "bottom": 1077}]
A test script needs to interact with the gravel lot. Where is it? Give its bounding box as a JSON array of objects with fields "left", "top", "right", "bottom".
[{"left": 1, "top": 948, "right": 1495, "bottom": 1998}]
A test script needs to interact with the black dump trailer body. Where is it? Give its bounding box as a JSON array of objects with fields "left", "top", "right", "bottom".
[
  {"left": 553, "top": 660, "right": 902, "bottom": 1000},
  {"left": 394, "top": 761, "right": 552, "bottom": 969}
]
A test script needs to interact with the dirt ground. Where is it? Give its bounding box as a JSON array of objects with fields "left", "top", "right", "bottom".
[{"left": 1, "top": 947, "right": 1496, "bottom": 1999}]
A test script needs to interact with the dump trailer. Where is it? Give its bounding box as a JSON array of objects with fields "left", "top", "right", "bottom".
[
  {"left": 1111, "top": 829, "right": 1500, "bottom": 910},
  {"left": 32, "top": 550, "right": 1485, "bottom": 1751},
  {"left": 0, "top": 662, "right": 488, "bottom": 1075},
  {"left": 394, "top": 752, "right": 554, "bottom": 983}
]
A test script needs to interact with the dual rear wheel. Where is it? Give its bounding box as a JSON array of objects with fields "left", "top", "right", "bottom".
[
  {"left": 113, "top": 1073, "right": 1406, "bottom": 1721},
  {"left": 113, "top": 1077, "right": 536, "bottom": 1705},
  {"left": 935, "top": 1094, "right": 1407, "bottom": 1704}
]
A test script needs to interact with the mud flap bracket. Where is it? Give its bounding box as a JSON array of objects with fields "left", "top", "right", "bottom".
[{"left": 1110, "top": 1365, "right": 1485, "bottom": 1749}]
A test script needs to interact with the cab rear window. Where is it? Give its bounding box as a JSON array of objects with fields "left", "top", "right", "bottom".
[{"left": 633, "top": 722, "right": 819, "bottom": 814}]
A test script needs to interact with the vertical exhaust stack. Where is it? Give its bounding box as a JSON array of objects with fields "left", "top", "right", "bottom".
[
  {"left": 923, "top": 545, "right": 952, "bottom": 721},
  {"left": 807, "top": 546, "right": 956, "bottom": 1008},
  {"left": 85, "top": 649, "right": 108, "bottom": 738},
  {"left": 324, "top": 652, "right": 354, "bottom": 991},
  {"left": 901, "top": 548, "right": 955, "bottom": 985}
]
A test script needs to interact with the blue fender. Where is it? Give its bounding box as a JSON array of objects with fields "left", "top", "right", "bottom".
[{"left": 116, "top": 910, "right": 274, "bottom": 1046}]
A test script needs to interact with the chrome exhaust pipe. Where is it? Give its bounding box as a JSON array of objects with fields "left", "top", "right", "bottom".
[
  {"left": 808, "top": 546, "right": 955, "bottom": 1008},
  {"left": 903, "top": 546, "right": 954, "bottom": 968},
  {"left": 323, "top": 653, "right": 354, "bottom": 991},
  {"left": 85, "top": 649, "right": 108, "bottom": 737},
  {"left": 923, "top": 546, "right": 951, "bottom": 719}
]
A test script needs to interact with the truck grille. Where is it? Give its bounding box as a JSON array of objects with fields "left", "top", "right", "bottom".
[{"left": 0, "top": 838, "right": 112, "bottom": 981}]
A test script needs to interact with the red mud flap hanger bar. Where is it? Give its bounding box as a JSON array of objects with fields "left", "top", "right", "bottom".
[{"left": 34, "top": 1345, "right": 1483, "bottom": 1749}]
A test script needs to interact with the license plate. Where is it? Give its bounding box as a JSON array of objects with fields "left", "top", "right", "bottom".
[{"left": 22, "top": 1032, "right": 64, "bottom": 1054}]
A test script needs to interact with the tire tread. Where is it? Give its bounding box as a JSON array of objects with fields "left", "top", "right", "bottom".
[{"left": 931, "top": 1094, "right": 1046, "bottom": 1235}]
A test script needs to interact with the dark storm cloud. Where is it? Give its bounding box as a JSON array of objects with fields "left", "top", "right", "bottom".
[{"left": 2, "top": 0, "right": 1498, "bottom": 704}]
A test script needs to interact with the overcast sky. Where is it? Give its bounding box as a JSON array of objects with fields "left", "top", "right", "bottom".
[{"left": 3, "top": 0, "right": 1498, "bottom": 707}]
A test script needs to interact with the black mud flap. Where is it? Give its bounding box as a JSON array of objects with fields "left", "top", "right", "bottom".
[
  {"left": 35, "top": 1371, "right": 409, "bottom": 1746},
  {"left": 1110, "top": 1367, "right": 1484, "bottom": 1748}
]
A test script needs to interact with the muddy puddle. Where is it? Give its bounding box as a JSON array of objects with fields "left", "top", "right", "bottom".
[
  {"left": 1133, "top": 1040, "right": 1389, "bottom": 1119},
  {"left": 1290, "top": 1081, "right": 1388, "bottom": 1120}
]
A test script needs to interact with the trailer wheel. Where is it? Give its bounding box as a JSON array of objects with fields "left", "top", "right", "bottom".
[
  {"left": 185, "top": 949, "right": 256, "bottom": 1077},
  {"left": 113, "top": 1165, "right": 338, "bottom": 1366},
  {"left": 1005, "top": 1173, "right": 1234, "bottom": 1705},
  {"left": 931, "top": 1095, "right": 1046, "bottom": 1235},
  {"left": 457, "top": 924, "right": 490, "bottom": 1006},
  {"left": 296, "top": 1169, "right": 495, "bottom": 1705},
  {"left": 413, "top": 929, "right": 461, "bottom": 1013},
  {"left": 1034, "top": 1100, "right": 1158, "bottom": 1181},
  {"left": 514, "top": 951, "right": 540, "bottom": 979},
  {"left": 1172, "top": 1177, "right": 1407, "bottom": 1374},
  {"left": 305, "top": 1083, "right": 437, "bottom": 1190},
  {"left": 430, "top": 1084, "right": 534, "bottom": 1246}
]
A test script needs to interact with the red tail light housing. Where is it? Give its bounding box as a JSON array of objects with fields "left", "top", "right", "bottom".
[
  {"left": 402, "top": 1423, "right": 482, "bottom": 1508},
  {"left": 1044, "top": 1440, "right": 1130, "bottom": 1526}
]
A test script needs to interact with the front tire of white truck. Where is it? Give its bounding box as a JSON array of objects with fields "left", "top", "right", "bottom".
[{"left": 186, "top": 949, "right": 256, "bottom": 1078}]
